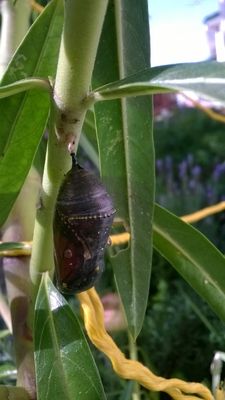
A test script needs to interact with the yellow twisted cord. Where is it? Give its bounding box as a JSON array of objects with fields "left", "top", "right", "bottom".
[
  {"left": 216, "top": 388, "right": 225, "bottom": 400},
  {"left": 181, "top": 201, "right": 225, "bottom": 224},
  {"left": 77, "top": 288, "right": 213, "bottom": 400},
  {"left": 110, "top": 232, "right": 130, "bottom": 246},
  {"left": 181, "top": 93, "right": 225, "bottom": 124}
]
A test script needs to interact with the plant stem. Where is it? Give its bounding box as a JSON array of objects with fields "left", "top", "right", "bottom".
[
  {"left": 30, "top": 0, "right": 108, "bottom": 289},
  {"left": 128, "top": 332, "right": 141, "bottom": 400},
  {"left": 53, "top": 0, "right": 109, "bottom": 147}
]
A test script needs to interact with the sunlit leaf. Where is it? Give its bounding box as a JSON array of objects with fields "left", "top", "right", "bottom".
[
  {"left": 93, "top": 0, "right": 154, "bottom": 339},
  {"left": 94, "top": 61, "right": 225, "bottom": 105}
]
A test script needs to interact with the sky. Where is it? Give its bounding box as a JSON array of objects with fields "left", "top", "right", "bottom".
[{"left": 149, "top": 0, "right": 219, "bottom": 66}]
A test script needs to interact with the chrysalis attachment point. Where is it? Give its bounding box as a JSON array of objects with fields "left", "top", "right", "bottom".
[{"left": 67, "top": 139, "right": 76, "bottom": 155}]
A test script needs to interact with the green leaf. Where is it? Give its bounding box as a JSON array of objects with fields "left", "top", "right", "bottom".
[
  {"left": 0, "top": 0, "right": 63, "bottom": 226},
  {"left": 153, "top": 204, "right": 225, "bottom": 322},
  {"left": 94, "top": 61, "right": 225, "bottom": 104},
  {"left": 93, "top": 0, "right": 154, "bottom": 339},
  {"left": 0, "top": 78, "right": 50, "bottom": 99},
  {"left": 34, "top": 274, "right": 106, "bottom": 400}
]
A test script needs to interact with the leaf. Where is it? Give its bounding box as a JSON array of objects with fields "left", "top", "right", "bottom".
[
  {"left": 0, "top": 0, "right": 63, "bottom": 226},
  {"left": 94, "top": 61, "right": 225, "bottom": 104},
  {"left": 153, "top": 204, "right": 225, "bottom": 322},
  {"left": 0, "top": 78, "right": 50, "bottom": 99},
  {"left": 93, "top": 0, "right": 154, "bottom": 339},
  {"left": 34, "top": 274, "right": 106, "bottom": 400}
]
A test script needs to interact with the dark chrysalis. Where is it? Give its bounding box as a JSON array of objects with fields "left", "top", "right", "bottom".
[{"left": 53, "top": 154, "right": 115, "bottom": 294}]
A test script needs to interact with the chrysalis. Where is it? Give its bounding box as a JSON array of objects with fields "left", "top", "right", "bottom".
[{"left": 53, "top": 154, "right": 115, "bottom": 294}]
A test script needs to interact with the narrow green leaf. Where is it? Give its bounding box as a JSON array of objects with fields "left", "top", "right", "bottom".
[
  {"left": 153, "top": 204, "right": 225, "bottom": 322},
  {"left": 93, "top": 0, "right": 154, "bottom": 339},
  {"left": 94, "top": 61, "right": 225, "bottom": 104},
  {"left": 0, "top": 78, "right": 50, "bottom": 99},
  {"left": 0, "top": 0, "right": 63, "bottom": 226},
  {"left": 34, "top": 274, "right": 106, "bottom": 400}
]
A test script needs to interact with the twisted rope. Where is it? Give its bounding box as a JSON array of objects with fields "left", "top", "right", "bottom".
[{"left": 77, "top": 288, "right": 214, "bottom": 400}]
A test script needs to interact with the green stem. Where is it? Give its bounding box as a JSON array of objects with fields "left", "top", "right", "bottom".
[
  {"left": 53, "top": 0, "right": 109, "bottom": 148},
  {"left": 30, "top": 0, "right": 108, "bottom": 289},
  {"left": 128, "top": 333, "right": 141, "bottom": 400}
]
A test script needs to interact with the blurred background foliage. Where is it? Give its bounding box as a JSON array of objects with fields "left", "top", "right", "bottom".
[{"left": 155, "top": 106, "right": 225, "bottom": 250}]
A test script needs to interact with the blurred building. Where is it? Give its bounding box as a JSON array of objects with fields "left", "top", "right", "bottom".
[
  {"left": 204, "top": 0, "right": 225, "bottom": 61},
  {"left": 155, "top": 1, "right": 225, "bottom": 118}
]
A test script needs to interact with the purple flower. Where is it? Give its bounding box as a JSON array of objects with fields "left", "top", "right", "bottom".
[
  {"left": 191, "top": 165, "right": 202, "bottom": 178},
  {"left": 187, "top": 153, "right": 194, "bottom": 166},
  {"left": 156, "top": 159, "right": 163, "bottom": 173},
  {"left": 165, "top": 155, "right": 173, "bottom": 170},
  {"left": 178, "top": 160, "right": 188, "bottom": 179},
  {"left": 188, "top": 179, "right": 197, "bottom": 190},
  {"left": 213, "top": 163, "right": 225, "bottom": 181}
]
